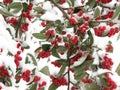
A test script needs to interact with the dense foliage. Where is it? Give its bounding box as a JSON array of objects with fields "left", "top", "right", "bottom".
[{"left": 0, "top": 0, "right": 120, "bottom": 90}]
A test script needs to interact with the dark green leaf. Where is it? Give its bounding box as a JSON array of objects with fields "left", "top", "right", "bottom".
[
  {"left": 85, "top": 83, "right": 99, "bottom": 90},
  {"left": 27, "top": 53, "right": 37, "bottom": 66},
  {"left": 112, "top": 5, "right": 120, "bottom": 19},
  {"left": 48, "top": 83, "right": 58, "bottom": 90},
  {"left": 116, "top": 63, "right": 120, "bottom": 76},
  {"left": 94, "top": 7, "right": 100, "bottom": 18},
  {"left": 29, "top": 83, "right": 37, "bottom": 90},
  {"left": 56, "top": 46, "right": 68, "bottom": 53},
  {"left": 8, "top": 51, "right": 13, "bottom": 56},
  {"left": 32, "top": 33, "right": 46, "bottom": 39},
  {"left": 87, "top": 30, "right": 94, "bottom": 46},
  {"left": 42, "top": 44, "right": 51, "bottom": 51},
  {"left": 25, "top": 56, "right": 30, "bottom": 64},
  {"left": 40, "top": 66, "right": 50, "bottom": 76},
  {"left": 51, "top": 48, "right": 60, "bottom": 58},
  {"left": 0, "top": 9, "right": 12, "bottom": 16},
  {"left": 56, "top": 59, "right": 67, "bottom": 65},
  {"left": 22, "top": 2, "right": 28, "bottom": 12},
  {"left": 58, "top": 64, "right": 66, "bottom": 76}
]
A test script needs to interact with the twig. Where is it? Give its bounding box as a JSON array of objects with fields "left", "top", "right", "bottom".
[{"left": 15, "top": 15, "right": 22, "bottom": 38}]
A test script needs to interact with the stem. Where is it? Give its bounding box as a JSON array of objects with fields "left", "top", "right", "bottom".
[
  {"left": 67, "top": 50, "right": 71, "bottom": 90},
  {"left": 50, "top": 0, "right": 69, "bottom": 20},
  {"left": 15, "top": 14, "right": 22, "bottom": 38}
]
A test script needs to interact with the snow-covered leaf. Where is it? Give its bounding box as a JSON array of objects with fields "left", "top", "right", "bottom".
[
  {"left": 27, "top": 53, "right": 37, "bottom": 66},
  {"left": 40, "top": 66, "right": 50, "bottom": 76},
  {"left": 0, "top": 9, "right": 12, "bottom": 16},
  {"left": 29, "top": 83, "right": 37, "bottom": 90}
]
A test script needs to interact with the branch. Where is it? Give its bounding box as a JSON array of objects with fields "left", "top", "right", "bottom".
[{"left": 50, "top": 0, "right": 69, "bottom": 20}]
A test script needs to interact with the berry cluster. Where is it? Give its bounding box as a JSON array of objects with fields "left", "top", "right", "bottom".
[
  {"left": 107, "top": 27, "right": 119, "bottom": 37},
  {"left": 103, "top": 11, "right": 114, "bottom": 19},
  {"left": 59, "top": 0, "right": 66, "bottom": 4},
  {"left": 51, "top": 61, "right": 61, "bottom": 68},
  {"left": 94, "top": 26, "right": 106, "bottom": 36},
  {"left": 106, "top": 45, "right": 113, "bottom": 52},
  {"left": 8, "top": 17, "right": 18, "bottom": 26},
  {"left": 103, "top": 73, "right": 117, "bottom": 90},
  {"left": 0, "top": 65, "right": 10, "bottom": 77},
  {"left": 67, "top": 34, "right": 79, "bottom": 45},
  {"left": 22, "top": 70, "right": 31, "bottom": 82},
  {"left": 101, "top": 54, "right": 113, "bottom": 70},
  {"left": 38, "top": 51, "right": 51, "bottom": 58},
  {"left": 78, "top": 22, "right": 89, "bottom": 33},
  {"left": 41, "top": 21, "right": 48, "bottom": 27},
  {"left": 45, "top": 29, "right": 55, "bottom": 37},
  {"left": 50, "top": 76, "right": 68, "bottom": 86},
  {"left": 97, "top": 0, "right": 112, "bottom": 4},
  {"left": 38, "top": 81, "right": 46, "bottom": 90},
  {"left": 33, "top": 75, "right": 41, "bottom": 82},
  {"left": 3, "top": 0, "right": 12, "bottom": 4},
  {"left": 82, "top": 76, "right": 93, "bottom": 83},
  {"left": 70, "top": 16, "right": 78, "bottom": 25},
  {"left": 70, "top": 52, "right": 83, "bottom": 64},
  {"left": 20, "top": 23, "right": 29, "bottom": 32},
  {"left": 22, "top": 3, "right": 33, "bottom": 21}
]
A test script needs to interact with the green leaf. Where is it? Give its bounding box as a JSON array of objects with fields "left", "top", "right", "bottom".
[
  {"left": 85, "top": 83, "right": 99, "bottom": 90},
  {"left": 116, "top": 63, "right": 120, "bottom": 76},
  {"left": 0, "top": 9, "right": 12, "bottom": 16},
  {"left": 21, "top": 42, "right": 30, "bottom": 49},
  {"left": 56, "top": 59, "right": 67, "bottom": 65},
  {"left": 94, "top": 7, "right": 100, "bottom": 18},
  {"left": 25, "top": 56, "right": 30, "bottom": 64},
  {"left": 86, "top": 0, "right": 96, "bottom": 8},
  {"left": 42, "top": 44, "right": 51, "bottom": 51},
  {"left": 56, "top": 46, "right": 68, "bottom": 53},
  {"left": 32, "top": 33, "right": 46, "bottom": 39},
  {"left": 22, "top": 2, "right": 28, "bottom": 12},
  {"left": 48, "top": 83, "right": 58, "bottom": 90},
  {"left": 29, "top": 83, "right": 37, "bottom": 90},
  {"left": 75, "top": 71, "right": 87, "bottom": 80},
  {"left": 8, "top": 2, "right": 22, "bottom": 8},
  {"left": 27, "top": 53, "right": 37, "bottom": 66},
  {"left": 8, "top": 2, "right": 23, "bottom": 14},
  {"left": 51, "top": 48, "right": 60, "bottom": 58},
  {"left": 6, "top": 77, "right": 12, "bottom": 86},
  {"left": 112, "top": 5, "right": 120, "bottom": 19},
  {"left": 58, "top": 64, "right": 66, "bottom": 76},
  {"left": 40, "top": 66, "right": 50, "bottom": 76},
  {"left": 67, "top": 0, "right": 74, "bottom": 7}
]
